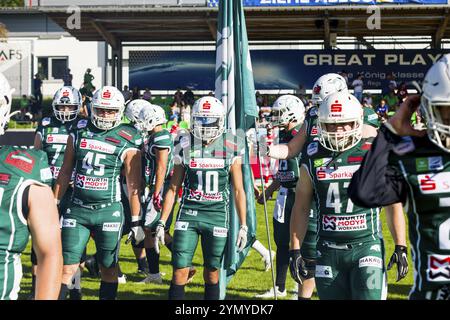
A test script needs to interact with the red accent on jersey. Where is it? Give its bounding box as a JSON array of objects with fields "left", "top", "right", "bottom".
[
  {"left": 213, "top": 151, "right": 227, "bottom": 157},
  {"left": 106, "top": 137, "right": 121, "bottom": 144},
  {"left": 291, "top": 129, "right": 299, "bottom": 136},
  {"left": 224, "top": 139, "right": 238, "bottom": 152},
  {"left": 80, "top": 139, "right": 87, "bottom": 148},
  {"left": 361, "top": 142, "right": 372, "bottom": 150},
  {"left": 190, "top": 159, "right": 197, "bottom": 168},
  {"left": 311, "top": 126, "right": 318, "bottom": 135},
  {"left": 420, "top": 176, "right": 436, "bottom": 191},
  {"left": 5, "top": 151, "right": 35, "bottom": 174},
  {"left": 118, "top": 130, "right": 133, "bottom": 141},
  {"left": 0, "top": 173, "right": 11, "bottom": 185},
  {"left": 317, "top": 170, "right": 326, "bottom": 180},
  {"left": 347, "top": 156, "right": 363, "bottom": 163}
]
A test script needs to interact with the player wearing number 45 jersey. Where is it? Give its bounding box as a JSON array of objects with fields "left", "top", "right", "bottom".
[
  {"left": 0, "top": 72, "right": 62, "bottom": 300},
  {"left": 349, "top": 54, "right": 450, "bottom": 300},
  {"left": 54, "top": 86, "right": 144, "bottom": 300},
  {"left": 154, "top": 96, "right": 248, "bottom": 300},
  {"left": 290, "top": 91, "right": 407, "bottom": 300}
]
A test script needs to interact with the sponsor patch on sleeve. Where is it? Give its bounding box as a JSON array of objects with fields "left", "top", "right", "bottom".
[
  {"left": 42, "top": 117, "right": 51, "bottom": 126},
  {"left": 307, "top": 142, "right": 319, "bottom": 156},
  {"left": 315, "top": 265, "right": 333, "bottom": 278},
  {"left": 77, "top": 119, "right": 88, "bottom": 129}
]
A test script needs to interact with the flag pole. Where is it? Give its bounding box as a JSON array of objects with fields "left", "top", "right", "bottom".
[{"left": 254, "top": 118, "right": 277, "bottom": 300}]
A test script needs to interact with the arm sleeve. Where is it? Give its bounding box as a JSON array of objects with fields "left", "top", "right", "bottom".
[{"left": 348, "top": 125, "right": 408, "bottom": 208}]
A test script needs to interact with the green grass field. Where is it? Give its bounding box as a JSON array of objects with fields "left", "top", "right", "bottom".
[{"left": 17, "top": 197, "right": 414, "bottom": 300}]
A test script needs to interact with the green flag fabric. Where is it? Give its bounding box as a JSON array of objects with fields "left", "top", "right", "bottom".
[{"left": 215, "top": 0, "right": 258, "bottom": 300}]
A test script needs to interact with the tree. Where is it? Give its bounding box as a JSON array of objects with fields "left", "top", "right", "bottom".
[{"left": 0, "top": 0, "right": 24, "bottom": 7}]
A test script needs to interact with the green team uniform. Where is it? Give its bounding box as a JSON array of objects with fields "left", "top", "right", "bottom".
[
  {"left": 35, "top": 116, "right": 78, "bottom": 212},
  {"left": 0, "top": 147, "right": 52, "bottom": 300},
  {"left": 363, "top": 107, "right": 381, "bottom": 129},
  {"left": 302, "top": 138, "right": 387, "bottom": 300},
  {"left": 387, "top": 137, "right": 450, "bottom": 300},
  {"left": 273, "top": 125, "right": 301, "bottom": 251},
  {"left": 171, "top": 132, "right": 243, "bottom": 269},
  {"left": 62, "top": 119, "right": 141, "bottom": 267},
  {"left": 142, "top": 129, "right": 174, "bottom": 230}
]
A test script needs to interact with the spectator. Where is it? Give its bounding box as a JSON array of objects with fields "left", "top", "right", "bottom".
[
  {"left": 382, "top": 72, "right": 397, "bottom": 96},
  {"left": 142, "top": 88, "right": 152, "bottom": 101},
  {"left": 63, "top": 68, "right": 73, "bottom": 86},
  {"left": 208, "top": 91, "right": 214, "bottom": 97},
  {"left": 30, "top": 95, "right": 41, "bottom": 125},
  {"left": 181, "top": 104, "right": 191, "bottom": 123},
  {"left": 19, "top": 94, "right": 30, "bottom": 121},
  {"left": 295, "top": 84, "right": 306, "bottom": 100},
  {"left": 132, "top": 87, "right": 140, "bottom": 100},
  {"left": 351, "top": 74, "right": 364, "bottom": 102},
  {"left": 362, "top": 92, "right": 373, "bottom": 108},
  {"left": 169, "top": 101, "right": 180, "bottom": 122},
  {"left": 339, "top": 70, "right": 349, "bottom": 86},
  {"left": 83, "top": 68, "right": 95, "bottom": 92},
  {"left": 33, "top": 73, "right": 43, "bottom": 107},
  {"left": 375, "top": 98, "right": 389, "bottom": 122},
  {"left": 183, "top": 88, "right": 195, "bottom": 107},
  {"left": 122, "top": 85, "right": 132, "bottom": 102},
  {"left": 255, "top": 91, "right": 263, "bottom": 107},
  {"left": 174, "top": 88, "right": 184, "bottom": 107},
  {"left": 383, "top": 90, "right": 399, "bottom": 112},
  {"left": 397, "top": 82, "right": 408, "bottom": 104}
]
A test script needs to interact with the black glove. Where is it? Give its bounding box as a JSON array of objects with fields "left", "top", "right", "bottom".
[
  {"left": 387, "top": 245, "right": 408, "bottom": 282},
  {"left": 289, "top": 249, "right": 308, "bottom": 285}
]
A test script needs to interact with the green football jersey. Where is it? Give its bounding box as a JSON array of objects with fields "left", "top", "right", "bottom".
[
  {"left": 143, "top": 129, "right": 174, "bottom": 192},
  {"left": 71, "top": 119, "right": 142, "bottom": 206},
  {"left": 276, "top": 124, "right": 302, "bottom": 189},
  {"left": 0, "top": 146, "right": 52, "bottom": 300},
  {"left": 174, "top": 132, "right": 244, "bottom": 226},
  {"left": 302, "top": 138, "right": 381, "bottom": 244},
  {"left": 363, "top": 106, "right": 381, "bottom": 128},
  {"left": 388, "top": 136, "right": 450, "bottom": 291},
  {"left": 35, "top": 116, "right": 79, "bottom": 185}
]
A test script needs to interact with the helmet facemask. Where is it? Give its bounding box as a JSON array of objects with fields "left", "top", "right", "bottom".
[
  {"left": 0, "top": 91, "right": 12, "bottom": 136},
  {"left": 192, "top": 115, "right": 224, "bottom": 142},
  {"left": 421, "top": 95, "right": 450, "bottom": 152},
  {"left": 53, "top": 103, "right": 80, "bottom": 123},
  {"left": 91, "top": 106, "right": 123, "bottom": 130},
  {"left": 318, "top": 119, "right": 362, "bottom": 152}
]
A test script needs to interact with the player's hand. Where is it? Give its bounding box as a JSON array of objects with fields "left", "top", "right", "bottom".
[
  {"left": 289, "top": 249, "right": 308, "bottom": 285},
  {"left": 386, "top": 95, "right": 426, "bottom": 137},
  {"left": 387, "top": 245, "right": 409, "bottom": 282},
  {"left": 154, "top": 220, "right": 166, "bottom": 254},
  {"left": 126, "top": 216, "right": 145, "bottom": 245},
  {"left": 236, "top": 225, "right": 248, "bottom": 252},
  {"left": 257, "top": 189, "right": 272, "bottom": 205},
  {"left": 253, "top": 185, "right": 261, "bottom": 198},
  {"left": 152, "top": 191, "right": 163, "bottom": 211}
]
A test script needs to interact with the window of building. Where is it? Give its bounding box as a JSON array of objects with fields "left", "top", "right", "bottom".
[{"left": 37, "top": 57, "right": 68, "bottom": 80}]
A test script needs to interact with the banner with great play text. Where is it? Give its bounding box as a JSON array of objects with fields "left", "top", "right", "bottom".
[
  {"left": 215, "top": 0, "right": 258, "bottom": 300},
  {"left": 207, "top": 0, "right": 448, "bottom": 7}
]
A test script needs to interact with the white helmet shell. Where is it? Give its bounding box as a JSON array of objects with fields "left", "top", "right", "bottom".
[
  {"left": 52, "top": 86, "right": 82, "bottom": 123},
  {"left": 125, "top": 99, "right": 151, "bottom": 130},
  {"left": 191, "top": 96, "right": 225, "bottom": 142},
  {"left": 421, "top": 53, "right": 450, "bottom": 153},
  {"left": 272, "top": 94, "right": 305, "bottom": 127},
  {"left": 312, "top": 73, "right": 348, "bottom": 105},
  {"left": 0, "top": 72, "right": 13, "bottom": 136},
  {"left": 318, "top": 91, "right": 363, "bottom": 152},
  {"left": 91, "top": 86, "right": 125, "bottom": 130},
  {"left": 137, "top": 103, "right": 167, "bottom": 132}
]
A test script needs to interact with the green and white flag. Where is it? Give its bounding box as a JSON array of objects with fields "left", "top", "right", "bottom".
[{"left": 216, "top": 0, "right": 259, "bottom": 300}]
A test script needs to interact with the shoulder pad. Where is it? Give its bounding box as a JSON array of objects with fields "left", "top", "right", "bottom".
[
  {"left": 118, "top": 128, "right": 135, "bottom": 142},
  {"left": 77, "top": 119, "right": 88, "bottom": 129},
  {"left": 306, "top": 141, "right": 319, "bottom": 156},
  {"left": 41, "top": 117, "right": 51, "bottom": 126},
  {"left": 392, "top": 136, "right": 415, "bottom": 155}
]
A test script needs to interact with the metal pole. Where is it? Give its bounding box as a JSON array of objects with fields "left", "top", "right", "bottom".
[{"left": 254, "top": 119, "right": 277, "bottom": 300}]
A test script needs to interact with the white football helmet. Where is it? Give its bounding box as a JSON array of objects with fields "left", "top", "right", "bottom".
[
  {"left": 0, "top": 72, "right": 14, "bottom": 136},
  {"left": 138, "top": 103, "right": 167, "bottom": 132},
  {"left": 52, "top": 86, "right": 82, "bottom": 123},
  {"left": 125, "top": 99, "right": 151, "bottom": 130},
  {"left": 312, "top": 73, "right": 348, "bottom": 105},
  {"left": 91, "top": 86, "right": 125, "bottom": 130},
  {"left": 318, "top": 91, "right": 363, "bottom": 152},
  {"left": 271, "top": 94, "right": 306, "bottom": 127},
  {"left": 421, "top": 53, "right": 450, "bottom": 153},
  {"left": 191, "top": 96, "right": 225, "bottom": 142}
]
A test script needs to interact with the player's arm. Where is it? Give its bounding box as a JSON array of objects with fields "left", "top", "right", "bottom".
[
  {"left": 160, "top": 163, "right": 185, "bottom": 223},
  {"left": 231, "top": 156, "right": 248, "bottom": 252},
  {"left": 27, "top": 184, "right": 63, "bottom": 300},
  {"left": 290, "top": 165, "right": 313, "bottom": 251},
  {"left": 33, "top": 132, "right": 43, "bottom": 150},
  {"left": 289, "top": 165, "right": 313, "bottom": 284},
  {"left": 53, "top": 135, "right": 75, "bottom": 202},
  {"left": 384, "top": 202, "right": 409, "bottom": 282},
  {"left": 152, "top": 147, "right": 169, "bottom": 210},
  {"left": 268, "top": 121, "right": 307, "bottom": 160},
  {"left": 257, "top": 179, "right": 280, "bottom": 204}
]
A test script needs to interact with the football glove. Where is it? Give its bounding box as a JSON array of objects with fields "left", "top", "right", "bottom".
[
  {"left": 236, "top": 225, "right": 248, "bottom": 252},
  {"left": 154, "top": 220, "right": 166, "bottom": 254},
  {"left": 126, "top": 216, "right": 145, "bottom": 245},
  {"left": 289, "top": 249, "right": 308, "bottom": 285},
  {"left": 387, "top": 245, "right": 409, "bottom": 282},
  {"left": 152, "top": 191, "right": 163, "bottom": 211}
]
